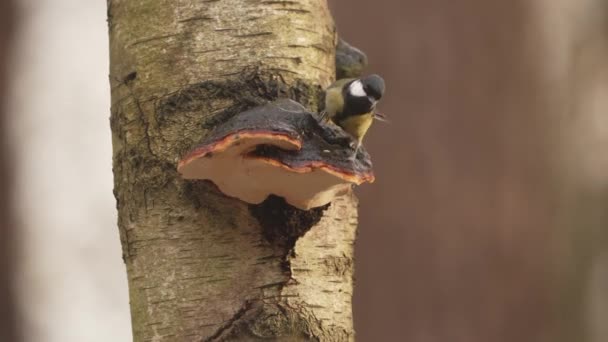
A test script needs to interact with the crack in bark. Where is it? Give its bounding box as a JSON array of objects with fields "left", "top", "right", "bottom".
[
  {"left": 234, "top": 32, "right": 274, "bottom": 38},
  {"left": 249, "top": 196, "right": 330, "bottom": 308},
  {"left": 261, "top": 0, "right": 300, "bottom": 4},
  {"left": 275, "top": 8, "right": 312, "bottom": 14},
  {"left": 118, "top": 72, "right": 158, "bottom": 158},
  {"left": 178, "top": 16, "right": 213, "bottom": 23},
  {"left": 249, "top": 196, "right": 329, "bottom": 250},
  {"left": 205, "top": 301, "right": 324, "bottom": 341},
  {"left": 204, "top": 301, "right": 254, "bottom": 342},
  {"left": 129, "top": 33, "right": 181, "bottom": 47}
]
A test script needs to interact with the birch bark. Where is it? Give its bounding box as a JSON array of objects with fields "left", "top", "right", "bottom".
[{"left": 108, "top": 1, "right": 356, "bottom": 340}]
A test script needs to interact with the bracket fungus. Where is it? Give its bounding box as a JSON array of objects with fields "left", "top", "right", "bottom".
[{"left": 178, "top": 99, "right": 374, "bottom": 210}]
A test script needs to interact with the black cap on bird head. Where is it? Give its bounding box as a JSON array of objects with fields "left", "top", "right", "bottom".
[{"left": 361, "top": 74, "right": 385, "bottom": 101}]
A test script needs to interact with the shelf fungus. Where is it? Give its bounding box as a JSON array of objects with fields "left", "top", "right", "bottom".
[{"left": 177, "top": 99, "right": 374, "bottom": 210}]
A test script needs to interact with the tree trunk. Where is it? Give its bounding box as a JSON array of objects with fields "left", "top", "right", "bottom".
[
  {"left": 108, "top": 1, "right": 356, "bottom": 340},
  {"left": 0, "top": 0, "right": 18, "bottom": 340}
]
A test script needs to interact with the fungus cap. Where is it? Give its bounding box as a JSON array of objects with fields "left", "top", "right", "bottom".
[{"left": 178, "top": 99, "right": 374, "bottom": 210}]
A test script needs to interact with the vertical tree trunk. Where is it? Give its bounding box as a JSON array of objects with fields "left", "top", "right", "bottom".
[
  {"left": 539, "top": 1, "right": 608, "bottom": 341},
  {"left": 108, "top": 1, "right": 356, "bottom": 340},
  {"left": 0, "top": 0, "right": 18, "bottom": 340}
]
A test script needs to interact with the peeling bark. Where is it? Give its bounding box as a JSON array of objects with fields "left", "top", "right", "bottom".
[{"left": 108, "top": 0, "right": 356, "bottom": 340}]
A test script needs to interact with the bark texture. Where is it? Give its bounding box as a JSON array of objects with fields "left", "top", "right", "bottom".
[{"left": 108, "top": 0, "right": 356, "bottom": 340}]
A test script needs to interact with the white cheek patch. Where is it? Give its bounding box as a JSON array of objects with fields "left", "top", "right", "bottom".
[{"left": 348, "top": 80, "right": 366, "bottom": 97}]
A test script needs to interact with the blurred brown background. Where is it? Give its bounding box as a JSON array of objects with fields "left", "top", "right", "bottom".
[
  {"left": 3, "top": 0, "right": 608, "bottom": 341},
  {"left": 330, "top": 0, "right": 608, "bottom": 341}
]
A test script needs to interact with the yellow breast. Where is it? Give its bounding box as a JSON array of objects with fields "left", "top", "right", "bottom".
[{"left": 336, "top": 113, "right": 374, "bottom": 143}]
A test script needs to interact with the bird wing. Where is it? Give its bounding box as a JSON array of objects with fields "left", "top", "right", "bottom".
[{"left": 324, "top": 78, "right": 353, "bottom": 119}]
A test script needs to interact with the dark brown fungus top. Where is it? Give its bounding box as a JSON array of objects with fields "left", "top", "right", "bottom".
[{"left": 178, "top": 99, "right": 374, "bottom": 210}]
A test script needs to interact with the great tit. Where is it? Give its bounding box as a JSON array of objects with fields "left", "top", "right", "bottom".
[{"left": 321, "top": 74, "right": 385, "bottom": 159}]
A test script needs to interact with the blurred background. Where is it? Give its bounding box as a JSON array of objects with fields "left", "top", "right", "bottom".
[{"left": 2, "top": 0, "right": 607, "bottom": 341}]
